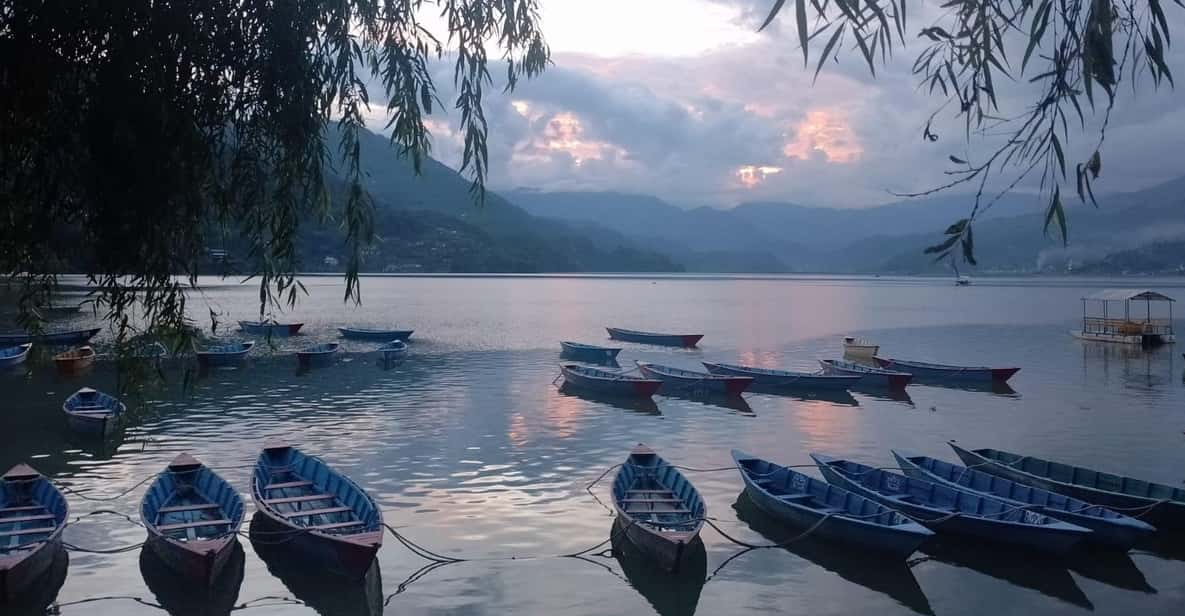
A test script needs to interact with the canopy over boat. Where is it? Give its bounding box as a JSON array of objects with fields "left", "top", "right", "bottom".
[{"left": 1075, "top": 289, "right": 1175, "bottom": 345}]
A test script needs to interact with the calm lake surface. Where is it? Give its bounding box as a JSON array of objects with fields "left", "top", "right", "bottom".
[{"left": 3, "top": 274, "right": 1185, "bottom": 615}]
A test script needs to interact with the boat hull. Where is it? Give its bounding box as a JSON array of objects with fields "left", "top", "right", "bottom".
[
  {"left": 0, "top": 328, "right": 100, "bottom": 346},
  {"left": 339, "top": 328, "right": 414, "bottom": 341},
  {"left": 561, "top": 365, "right": 661, "bottom": 397},
  {"left": 53, "top": 354, "right": 95, "bottom": 376},
  {"left": 875, "top": 359, "right": 1019, "bottom": 382},
  {"left": 251, "top": 509, "right": 380, "bottom": 579},
  {"left": 816, "top": 464, "right": 1087, "bottom": 555},
  {"left": 613, "top": 515, "right": 698, "bottom": 573},
  {"left": 638, "top": 364, "right": 752, "bottom": 395},
  {"left": 0, "top": 534, "right": 63, "bottom": 602},
  {"left": 239, "top": 322, "right": 303, "bottom": 337},
  {"left": 820, "top": 360, "right": 912, "bottom": 389},
  {"left": 0, "top": 344, "right": 32, "bottom": 369},
  {"left": 560, "top": 342, "right": 622, "bottom": 363},
  {"left": 606, "top": 328, "right": 702, "bottom": 348},
  {"left": 65, "top": 413, "right": 115, "bottom": 436},
  {"left": 703, "top": 362, "right": 860, "bottom": 391},
  {"left": 297, "top": 345, "right": 339, "bottom": 368},
  {"left": 144, "top": 534, "right": 236, "bottom": 586}
]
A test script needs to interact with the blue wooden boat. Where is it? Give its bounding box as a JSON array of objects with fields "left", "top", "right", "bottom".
[
  {"left": 561, "top": 363, "right": 662, "bottom": 398},
  {"left": 0, "top": 327, "right": 100, "bottom": 346},
  {"left": 560, "top": 341, "right": 622, "bottom": 363},
  {"left": 819, "top": 359, "right": 912, "bottom": 388},
  {"left": 637, "top": 362, "right": 753, "bottom": 396},
  {"left": 52, "top": 345, "right": 95, "bottom": 375},
  {"left": 239, "top": 320, "right": 303, "bottom": 337},
  {"left": 0, "top": 464, "right": 68, "bottom": 602},
  {"left": 296, "top": 342, "right": 339, "bottom": 368},
  {"left": 606, "top": 327, "right": 702, "bottom": 348},
  {"left": 62, "top": 387, "right": 126, "bottom": 436},
  {"left": 338, "top": 327, "right": 414, "bottom": 341},
  {"left": 612, "top": 444, "right": 705, "bottom": 572},
  {"left": 874, "top": 358, "right": 1020, "bottom": 382},
  {"left": 949, "top": 442, "right": 1185, "bottom": 531},
  {"left": 376, "top": 340, "right": 408, "bottom": 362},
  {"left": 703, "top": 362, "right": 861, "bottom": 391},
  {"left": 891, "top": 450, "right": 1155, "bottom": 550},
  {"left": 0, "top": 344, "right": 32, "bottom": 369},
  {"left": 732, "top": 450, "right": 932, "bottom": 559},
  {"left": 37, "top": 305, "right": 81, "bottom": 320},
  {"left": 193, "top": 340, "right": 254, "bottom": 367},
  {"left": 811, "top": 454, "right": 1091, "bottom": 554},
  {"left": 250, "top": 439, "right": 383, "bottom": 578},
  {"left": 140, "top": 453, "right": 244, "bottom": 585}
]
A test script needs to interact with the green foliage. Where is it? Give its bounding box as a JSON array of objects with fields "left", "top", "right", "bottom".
[
  {"left": 761, "top": 0, "right": 1180, "bottom": 265},
  {"left": 0, "top": 0, "right": 548, "bottom": 344}
]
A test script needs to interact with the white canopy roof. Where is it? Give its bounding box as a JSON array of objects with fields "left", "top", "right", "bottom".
[{"left": 1083, "top": 289, "right": 1175, "bottom": 302}]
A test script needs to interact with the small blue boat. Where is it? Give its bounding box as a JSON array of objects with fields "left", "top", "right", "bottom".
[
  {"left": 874, "top": 358, "right": 1020, "bottom": 382},
  {"left": 338, "top": 327, "right": 414, "bottom": 341},
  {"left": 606, "top": 327, "right": 702, "bottom": 348},
  {"left": 193, "top": 341, "right": 254, "bottom": 367},
  {"left": 376, "top": 339, "right": 408, "bottom": 362},
  {"left": 811, "top": 454, "right": 1091, "bottom": 554},
  {"left": 62, "top": 387, "right": 126, "bottom": 436},
  {"left": 819, "top": 359, "right": 912, "bottom": 389},
  {"left": 560, "top": 341, "right": 622, "bottom": 363},
  {"left": 560, "top": 364, "right": 662, "bottom": 398},
  {"left": 239, "top": 320, "right": 303, "bottom": 337},
  {"left": 0, "top": 343, "right": 32, "bottom": 369},
  {"left": 250, "top": 439, "right": 383, "bottom": 579},
  {"left": 732, "top": 450, "right": 932, "bottom": 559},
  {"left": 0, "top": 464, "right": 69, "bottom": 602},
  {"left": 140, "top": 453, "right": 244, "bottom": 585},
  {"left": 637, "top": 362, "right": 753, "bottom": 396},
  {"left": 296, "top": 342, "right": 339, "bottom": 368},
  {"left": 891, "top": 450, "right": 1155, "bottom": 550},
  {"left": 612, "top": 444, "right": 705, "bottom": 572},
  {"left": 949, "top": 442, "right": 1185, "bottom": 531},
  {"left": 703, "top": 362, "right": 861, "bottom": 391},
  {"left": 0, "top": 327, "right": 100, "bottom": 346}
]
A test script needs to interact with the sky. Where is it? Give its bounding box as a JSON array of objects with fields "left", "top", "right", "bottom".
[{"left": 374, "top": 0, "right": 1185, "bottom": 209}]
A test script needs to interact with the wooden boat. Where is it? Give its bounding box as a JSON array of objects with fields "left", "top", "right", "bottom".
[
  {"left": 874, "top": 357, "right": 1019, "bottom": 382},
  {"left": 296, "top": 342, "right": 339, "bottom": 368},
  {"left": 37, "top": 305, "right": 81, "bottom": 319},
  {"left": 612, "top": 444, "right": 704, "bottom": 572},
  {"left": 702, "top": 362, "right": 861, "bottom": 391},
  {"left": 560, "top": 363, "right": 662, "bottom": 398},
  {"left": 238, "top": 320, "right": 303, "bottom": 337},
  {"left": 842, "top": 336, "right": 878, "bottom": 358},
  {"left": 949, "top": 442, "right": 1185, "bottom": 531},
  {"left": 0, "top": 327, "right": 101, "bottom": 346},
  {"left": 193, "top": 341, "right": 254, "bottom": 367},
  {"left": 812, "top": 454, "right": 1091, "bottom": 554},
  {"left": 560, "top": 341, "right": 622, "bottom": 363},
  {"left": 139, "top": 453, "right": 244, "bottom": 585},
  {"left": 52, "top": 346, "right": 95, "bottom": 375},
  {"left": 732, "top": 450, "right": 932, "bottom": 559},
  {"left": 338, "top": 327, "right": 414, "bottom": 341},
  {"left": 891, "top": 450, "right": 1156, "bottom": 550},
  {"left": 62, "top": 387, "right": 126, "bottom": 436},
  {"left": 250, "top": 439, "right": 383, "bottom": 578},
  {"left": 0, "top": 464, "right": 68, "bottom": 602},
  {"left": 606, "top": 327, "right": 702, "bottom": 348},
  {"left": 636, "top": 362, "right": 753, "bottom": 396},
  {"left": 376, "top": 340, "right": 408, "bottom": 362},
  {"left": 0, "top": 344, "right": 32, "bottom": 369},
  {"left": 819, "top": 359, "right": 912, "bottom": 388}
]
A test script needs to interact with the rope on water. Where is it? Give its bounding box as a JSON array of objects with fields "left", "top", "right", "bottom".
[
  {"left": 54, "top": 474, "right": 157, "bottom": 502},
  {"left": 64, "top": 540, "right": 146, "bottom": 554},
  {"left": 703, "top": 514, "right": 834, "bottom": 549},
  {"left": 65, "top": 508, "right": 144, "bottom": 529}
]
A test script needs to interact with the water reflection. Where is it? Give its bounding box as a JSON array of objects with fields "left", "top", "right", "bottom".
[
  {"left": 731, "top": 493, "right": 934, "bottom": 615},
  {"left": 748, "top": 386, "right": 860, "bottom": 407},
  {"left": 611, "top": 521, "right": 707, "bottom": 616},
  {"left": 919, "top": 539, "right": 1092, "bottom": 609},
  {"left": 558, "top": 384, "right": 661, "bottom": 415},
  {"left": 659, "top": 392, "right": 755, "bottom": 415},
  {"left": 853, "top": 385, "right": 914, "bottom": 406},
  {"left": 250, "top": 516, "right": 383, "bottom": 616},
  {"left": 910, "top": 380, "right": 1019, "bottom": 397},
  {"left": 1065, "top": 548, "right": 1155, "bottom": 594},
  {"left": 139, "top": 542, "right": 245, "bottom": 616},
  {"left": 4, "top": 546, "right": 68, "bottom": 615}
]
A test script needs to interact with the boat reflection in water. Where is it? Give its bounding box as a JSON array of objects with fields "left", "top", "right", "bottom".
[
  {"left": 1064, "top": 548, "right": 1155, "bottom": 594},
  {"left": 250, "top": 514, "right": 384, "bottom": 616},
  {"left": 657, "top": 391, "right": 755, "bottom": 415},
  {"left": 140, "top": 541, "right": 245, "bottom": 616},
  {"left": 731, "top": 493, "right": 933, "bottom": 616},
  {"left": 611, "top": 520, "right": 707, "bottom": 616},
  {"left": 920, "top": 538, "right": 1092, "bottom": 610},
  {"left": 4, "top": 546, "right": 68, "bottom": 616},
  {"left": 557, "top": 383, "right": 661, "bottom": 416},
  {"left": 911, "top": 379, "right": 1019, "bottom": 397},
  {"left": 747, "top": 385, "right": 860, "bottom": 407},
  {"left": 852, "top": 385, "right": 914, "bottom": 406}
]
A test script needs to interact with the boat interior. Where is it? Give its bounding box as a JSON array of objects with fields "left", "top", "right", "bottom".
[
  {"left": 1, "top": 467, "right": 66, "bottom": 555},
  {"left": 738, "top": 457, "right": 904, "bottom": 526},
  {"left": 615, "top": 452, "right": 703, "bottom": 533},
  {"left": 976, "top": 449, "right": 1185, "bottom": 501},
  {"left": 255, "top": 446, "right": 379, "bottom": 535},
  {"left": 143, "top": 458, "right": 241, "bottom": 542}
]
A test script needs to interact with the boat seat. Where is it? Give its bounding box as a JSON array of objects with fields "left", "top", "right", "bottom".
[
  {"left": 0, "top": 514, "right": 56, "bottom": 525},
  {"left": 0, "top": 526, "right": 55, "bottom": 538},
  {"left": 265, "top": 480, "right": 314, "bottom": 490},
  {"left": 307, "top": 520, "right": 366, "bottom": 531},
  {"left": 157, "top": 518, "right": 232, "bottom": 532},
  {"left": 629, "top": 506, "right": 692, "bottom": 515},
  {"left": 69, "top": 409, "right": 114, "bottom": 415},
  {"left": 816, "top": 507, "right": 845, "bottom": 514},
  {"left": 282, "top": 506, "right": 353, "bottom": 518},
  {"left": 158, "top": 503, "right": 221, "bottom": 514},
  {"left": 620, "top": 498, "right": 683, "bottom": 504},
  {"left": 0, "top": 505, "right": 47, "bottom": 516},
  {"left": 777, "top": 494, "right": 815, "bottom": 503},
  {"left": 265, "top": 493, "right": 335, "bottom": 505}
]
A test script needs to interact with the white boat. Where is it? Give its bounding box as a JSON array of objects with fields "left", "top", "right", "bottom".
[
  {"left": 841, "top": 336, "right": 878, "bottom": 358},
  {"left": 1072, "top": 289, "right": 1175, "bottom": 346}
]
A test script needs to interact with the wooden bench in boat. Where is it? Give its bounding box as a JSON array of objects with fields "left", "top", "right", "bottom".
[
  {"left": 68, "top": 409, "right": 115, "bottom": 415},
  {"left": 265, "top": 480, "right": 314, "bottom": 490},
  {"left": 0, "top": 514, "right": 55, "bottom": 525},
  {"left": 264, "top": 493, "right": 335, "bottom": 505},
  {"left": 157, "top": 518, "right": 232, "bottom": 532},
  {"left": 306, "top": 520, "right": 365, "bottom": 531},
  {"left": 159, "top": 503, "right": 221, "bottom": 514},
  {"left": 282, "top": 506, "right": 352, "bottom": 518},
  {"left": 620, "top": 497, "right": 683, "bottom": 504},
  {"left": 0, "top": 505, "right": 48, "bottom": 515},
  {"left": 626, "top": 505, "right": 692, "bottom": 514},
  {"left": 627, "top": 489, "right": 676, "bottom": 495},
  {"left": 0, "top": 526, "right": 55, "bottom": 538},
  {"left": 776, "top": 494, "right": 815, "bottom": 504}
]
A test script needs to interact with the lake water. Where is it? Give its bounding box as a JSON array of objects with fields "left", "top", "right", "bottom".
[{"left": 3, "top": 274, "right": 1185, "bottom": 615}]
